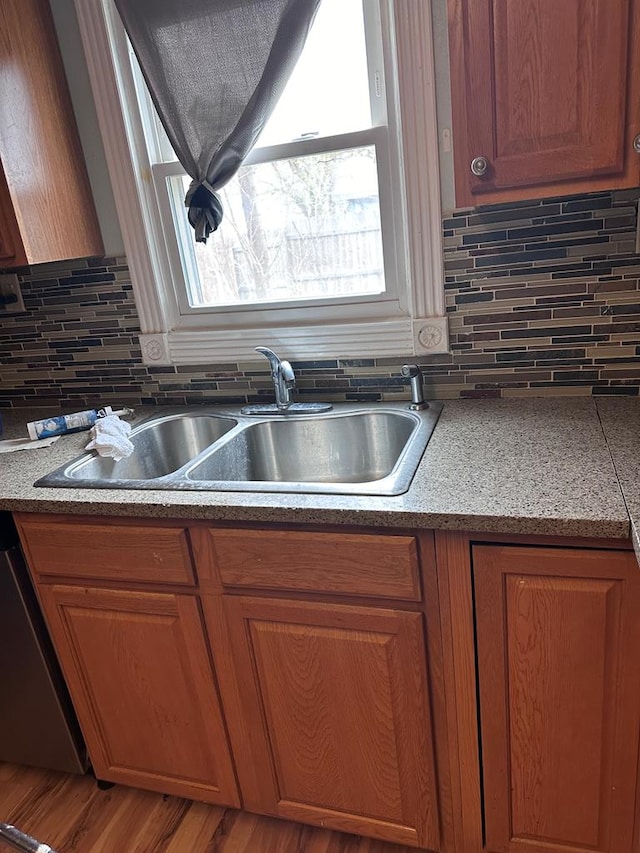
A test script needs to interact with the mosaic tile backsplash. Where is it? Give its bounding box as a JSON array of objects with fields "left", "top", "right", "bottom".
[{"left": 1, "top": 188, "right": 639, "bottom": 408}]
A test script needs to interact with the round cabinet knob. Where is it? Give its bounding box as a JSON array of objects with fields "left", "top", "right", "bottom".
[
  {"left": 470, "top": 156, "right": 489, "bottom": 177},
  {"left": 633, "top": 134, "right": 640, "bottom": 154}
]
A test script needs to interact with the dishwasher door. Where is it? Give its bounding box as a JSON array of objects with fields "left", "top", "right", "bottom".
[{"left": 0, "top": 515, "right": 87, "bottom": 774}]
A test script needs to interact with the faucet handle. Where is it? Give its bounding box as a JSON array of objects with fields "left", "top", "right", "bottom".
[{"left": 280, "top": 359, "right": 296, "bottom": 386}]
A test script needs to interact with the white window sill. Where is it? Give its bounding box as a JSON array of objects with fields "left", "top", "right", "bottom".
[{"left": 140, "top": 316, "right": 449, "bottom": 365}]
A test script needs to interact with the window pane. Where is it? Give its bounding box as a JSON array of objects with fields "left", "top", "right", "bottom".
[
  {"left": 136, "top": 0, "right": 373, "bottom": 162},
  {"left": 170, "top": 146, "right": 385, "bottom": 308},
  {"left": 256, "top": 0, "right": 373, "bottom": 147}
]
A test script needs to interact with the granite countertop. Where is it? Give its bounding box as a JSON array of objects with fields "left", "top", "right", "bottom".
[
  {"left": 594, "top": 398, "right": 640, "bottom": 556},
  {"left": 0, "top": 398, "right": 636, "bottom": 549}
]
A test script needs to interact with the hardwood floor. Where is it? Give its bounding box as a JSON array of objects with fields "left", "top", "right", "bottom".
[{"left": 0, "top": 764, "right": 422, "bottom": 852}]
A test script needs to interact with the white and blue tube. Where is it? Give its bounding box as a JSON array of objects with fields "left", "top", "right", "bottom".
[{"left": 26, "top": 406, "right": 131, "bottom": 440}]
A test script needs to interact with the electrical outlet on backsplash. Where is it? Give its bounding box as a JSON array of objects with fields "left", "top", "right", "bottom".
[
  {"left": 0, "top": 188, "right": 639, "bottom": 408},
  {"left": 0, "top": 275, "right": 25, "bottom": 314}
]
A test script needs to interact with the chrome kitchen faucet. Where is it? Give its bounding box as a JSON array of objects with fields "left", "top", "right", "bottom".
[
  {"left": 241, "top": 347, "right": 333, "bottom": 415},
  {"left": 255, "top": 346, "right": 296, "bottom": 411}
]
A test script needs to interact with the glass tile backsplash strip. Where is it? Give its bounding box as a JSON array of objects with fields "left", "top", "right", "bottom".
[{"left": 0, "top": 188, "right": 638, "bottom": 407}]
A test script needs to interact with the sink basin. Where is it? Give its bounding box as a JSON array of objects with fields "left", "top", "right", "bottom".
[
  {"left": 187, "top": 411, "right": 417, "bottom": 485},
  {"left": 61, "top": 414, "right": 237, "bottom": 481},
  {"left": 36, "top": 403, "right": 443, "bottom": 496}
]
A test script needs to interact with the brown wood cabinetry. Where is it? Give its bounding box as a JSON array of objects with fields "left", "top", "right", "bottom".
[
  {"left": 20, "top": 518, "right": 195, "bottom": 585},
  {"left": 34, "top": 584, "right": 239, "bottom": 807},
  {"left": 0, "top": 165, "right": 23, "bottom": 265},
  {"left": 447, "top": 0, "right": 640, "bottom": 207},
  {"left": 437, "top": 532, "right": 640, "bottom": 853},
  {"left": 14, "top": 514, "right": 640, "bottom": 853},
  {"left": 473, "top": 545, "right": 640, "bottom": 853},
  {"left": 16, "top": 514, "right": 447, "bottom": 850},
  {"left": 0, "top": 0, "right": 103, "bottom": 266},
  {"left": 17, "top": 516, "right": 239, "bottom": 807},
  {"left": 200, "top": 525, "right": 447, "bottom": 850},
  {"left": 206, "top": 527, "right": 424, "bottom": 600},
  {"left": 218, "top": 596, "right": 439, "bottom": 849}
]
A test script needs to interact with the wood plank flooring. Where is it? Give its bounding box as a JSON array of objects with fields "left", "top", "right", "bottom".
[{"left": 0, "top": 764, "right": 421, "bottom": 852}]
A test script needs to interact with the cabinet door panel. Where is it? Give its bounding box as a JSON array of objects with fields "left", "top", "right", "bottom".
[
  {"left": 19, "top": 517, "right": 195, "bottom": 586},
  {"left": 0, "top": 0, "right": 102, "bottom": 264},
  {"left": 449, "top": 0, "right": 640, "bottom": 205},
  {"left": 209, "top": 527, "right": 424, "bottom": 600},
  {"left": 222, "top": 596, "right": 439, "bottom": 849},
  {"left": 39, "top": 585, "right": 239, "bottom": 807},
  {"left": 474, "top": 546, "right": 640, "bottom": 853}
]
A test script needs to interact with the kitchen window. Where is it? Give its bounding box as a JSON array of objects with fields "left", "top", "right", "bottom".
[{"left": 74, "top": 0, "right": 446, "bottom": 364}]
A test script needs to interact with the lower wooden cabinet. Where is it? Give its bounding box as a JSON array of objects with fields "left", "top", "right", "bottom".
[
  {"left": 17, "top": 513, "right": 445, "bottom": 850},
  {"left": 218, "top": 595, "right": 440, "bottom": 849},
  {"left": 15, "top": 514, "right": 640, "bottom": 853},
  {"left": 37, "top": 584, "right": 240, "bottom": 807},
  {"left": 473, "top": 545, "right": 640, "bottom": 853}
]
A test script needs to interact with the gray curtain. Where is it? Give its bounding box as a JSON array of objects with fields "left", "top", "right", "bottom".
[{"left": 114, "top": 0, "right": 322, "bottom": 243}]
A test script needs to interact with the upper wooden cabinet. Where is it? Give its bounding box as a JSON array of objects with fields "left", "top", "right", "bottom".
[
  {"left": 0, "top": 0, "right": 103, "bottom": 266},
  {"left": 447, "top": 0, "right": 640, "bottom": 206}
]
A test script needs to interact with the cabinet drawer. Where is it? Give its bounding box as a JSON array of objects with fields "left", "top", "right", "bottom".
[
  {"left": 208, "top": 528, "right": 426, "bottom": 601},
  {"left": 17, "top": 518, "right": 195, "bottom": 586}
]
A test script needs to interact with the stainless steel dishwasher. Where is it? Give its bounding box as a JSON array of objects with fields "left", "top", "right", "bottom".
[{"left": 0, "top": 512, "right": 86, "bottom": 774}]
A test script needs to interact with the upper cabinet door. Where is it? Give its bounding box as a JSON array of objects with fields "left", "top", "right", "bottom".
[
  {"left": 448, "top": 0, "right": 640, "bottom": 206},
  {"left": 0, "top": 0, "right": 103, "bottom": 265},
  {"left": 474, "top": 545, "right": 640, "bottom": 853}
]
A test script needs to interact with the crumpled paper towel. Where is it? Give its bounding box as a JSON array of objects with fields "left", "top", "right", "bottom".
[
  {"left": 85, "top": 414, "right": 134, "bottom": 461},
  {"left": 0, "top": 435, "right": 60, "bottom": 453}
]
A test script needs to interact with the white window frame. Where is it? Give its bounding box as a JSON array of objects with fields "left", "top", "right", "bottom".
[
  {"left": 74, "top": 0, "right": 448, "bottom": 365},
  {"left": 157, "top": 130, "right": 404, "bottom": 324}
]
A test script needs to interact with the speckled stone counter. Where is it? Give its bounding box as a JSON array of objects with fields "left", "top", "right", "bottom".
[
  {"left": 595, "top": 398, "right": 640, "bottom": 557},
  {"left": 0, "top": 398, "right": 632, "bottom": 542}
]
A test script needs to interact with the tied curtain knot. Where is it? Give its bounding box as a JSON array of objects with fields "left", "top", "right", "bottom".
[
  {"left": 114, "top": 0, "right": 322, "bottom": 244},
  {"left": 185, "top": 179, "right": 224, "bottom": 243}
]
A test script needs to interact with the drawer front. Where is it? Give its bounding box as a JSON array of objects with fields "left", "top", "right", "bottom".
[
  {"left": 209, "top": 528, "right": 425, "bottom": 601},
  {"left": 18, "top": 518, "right": 195, "bottom": 586}
]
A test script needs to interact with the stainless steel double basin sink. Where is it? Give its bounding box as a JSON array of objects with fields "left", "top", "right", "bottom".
[{"left": 36, "top": 402, "right": 443, "bottom": 496}]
